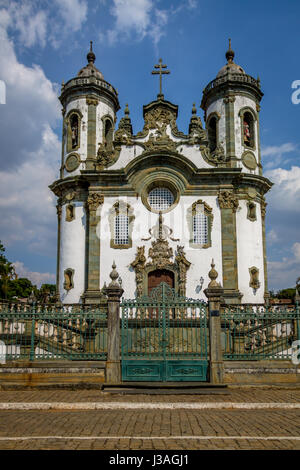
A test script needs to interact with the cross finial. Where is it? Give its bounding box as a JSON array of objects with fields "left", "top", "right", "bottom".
[{"left": 151, "top": 58, "right": 170, "bottom": 99}]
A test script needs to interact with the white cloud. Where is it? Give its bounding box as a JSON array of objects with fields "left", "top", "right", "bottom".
[
  {"left": 54, "top": 0, "right": 87, "bottom": 32},
  {"left": 0, "top": 14, "right": 60, "bottom": 271},
  {"left": 267, "top": 242, "right": 300, "bottom": 291},
  {"left": 13, "top": 261, "right": 56, "bottom": 288},
  {"left": 0, "top": 0, "right": 88, "bottom": 49},
  {"left": 267, "top": 229, "right": 278, "bottom": 244},
  {"left": 261, "top": 142, "right": 297, "bottom": 169},
  {"left": 103, "top": 0, "right": 194, "bottom": 47},
  {"left": 265, "top": 166, "right": 300, "bottom": 213}
]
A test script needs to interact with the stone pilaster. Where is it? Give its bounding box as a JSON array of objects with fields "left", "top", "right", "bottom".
[
  {"left": 55, "top": 202, "right": 62, "bottom": 303},
  {"left": 261, "top": 199, "right": 270, "bottom": 303},
  {"left": 106, "top": 262, "right": 124, "bottom": 384},
  {"left": 86, "top": 97, "right": 98, "bottom": 170},
  {"left": 218, "top": 190, "right": 242, "bottom": 304},
  {"left": 82, "top": 192, "right": 104, "bottom": 304},
  {"left": 204, "top": 260, "right": 225, "bottom": 384},
  {"left": 224, "top": 94, "right": 236, "bottom": 166}
]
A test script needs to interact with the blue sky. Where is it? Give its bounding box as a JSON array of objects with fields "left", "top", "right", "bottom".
[{"left": 0, "top": 0, "right": 299, "bottom": 291}]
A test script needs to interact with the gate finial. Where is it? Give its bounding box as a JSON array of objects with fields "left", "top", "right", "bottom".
[
  {"left": 109, "top": 261, "right": 121, "bottom": 287},
  {"left": 208, "top": 259, "right": 220, "bottom": 287}
]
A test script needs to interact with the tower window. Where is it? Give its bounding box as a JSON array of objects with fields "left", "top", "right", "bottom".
[
  {"left": 242, "top": 111, "right": 255, "bottom": 148},
  {"left": 66, "top": 110, "right": 82, "bottom": 153},
  {"left": 70, "top": 115, "right": 79, "bottom": 149},
  {"left": 207, "top": 116, "right": 217, "bottom": 153}
]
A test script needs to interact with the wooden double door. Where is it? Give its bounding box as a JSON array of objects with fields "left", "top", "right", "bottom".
[{"left": 148, "top": 269, "right": 174, "bottom": 295}]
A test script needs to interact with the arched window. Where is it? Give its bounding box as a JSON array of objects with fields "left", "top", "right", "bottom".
[
  {"left": 189, "top": 200, "right": 213, "bottom": 248},
  {"left": 239, "top": 108, "right": 256, "bottom": 149},
  {"left": 66, "top": 110, "right": 82, "bottom": 153},
  {"left": 207, "top": 116, "right": 217, "bottom": 153},
  {"left": 102, "top": 116, "right": 114, "bottom": 149},
  {"left": 109, "top": 201, "right": 135, "bottom": 249}
]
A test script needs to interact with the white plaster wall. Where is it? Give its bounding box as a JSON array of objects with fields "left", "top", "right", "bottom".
[
  {"left": 236, "top": 200, "right": 265, "bottom": 303},
  {"left": 108, "top": 145, "right": 144, "bottom": 170},
  {"left": 234, "top": 95, "right": 259, "bottom": 174},
  {"left": 60, "top": 203, "right": 86, "bottom": 304},
  {"left": 99, "top": 195, "right": 223, "bottom": 301},
  {"left": 206, "top": 98, "right": 226, "bottom": 152}
]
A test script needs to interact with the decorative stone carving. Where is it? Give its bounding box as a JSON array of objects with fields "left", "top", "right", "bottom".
[
  {"left": 130, "top": 247, "right": 147, "bottom": 297},
  {"left": 175, "top": 246, "right": 191, "bottom": 296},
  {"left": 142, "top": 212, "right": 179, "bottom": 242},
  {"left": 144, "top": 106, "right": 177, "bottom": 132},
  {"left": 261, "top": 199, "right": 267, "bottom": 219},
  {"left": 86, "top": 97, "right": 99, "bottom": 106},
  {"left": 66, "top": 204, "right": 75, "bottom": 222},
  {"left": 249, "top": 267, "right": 260, "bottom": 290},
  {"left": 218, "top": 190, "right": 239, "bottom": 211},
  {"left": 200, "top": 142, "right": 227, "bottom": 166},
  {"left": 223, "top": 95, "right": 236, "bottom": 104},
  {"left": 65, "top": 153, "right": 80, "bottom": 172},
  {"left": 63, "top": 268, "right": 74, "bottom": 291},
  {"left": 247, "top": 201, "right": 257, "bottom": 222},
  {"left": 143, "top": 125, "right": 178, "bottom": 152},
  {"left": 86, "top": 193, "right": 104, "bottom": 212},
  {"left": 148, "top": 238, "right": 173, "bottom": 270},
  {"left": 56, "top": 204, "right": 62, "bottom": 217}
]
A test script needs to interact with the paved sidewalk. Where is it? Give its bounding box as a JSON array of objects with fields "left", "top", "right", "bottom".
[
  {"left": 0, "top": 387, "right": 299, "bottom": 403},
  {"left": 0, "top": 388, "right": 299, "bottom": 450}
]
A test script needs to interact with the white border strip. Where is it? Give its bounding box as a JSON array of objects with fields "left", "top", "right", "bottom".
[
  {"left": 0, "top": 402, "right": 299, "bottom": 410},
  {"left": 0, "top": 436, "right": 299, "bottom": 441}
]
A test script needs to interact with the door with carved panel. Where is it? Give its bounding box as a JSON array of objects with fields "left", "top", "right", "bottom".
[{"left": 148, "top": 269, "right": 174, "bottom": 295}]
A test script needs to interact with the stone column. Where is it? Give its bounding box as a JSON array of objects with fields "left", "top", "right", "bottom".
[
  {"left": 82, "top": 192, "right": 104, "bottom": 305},
  {"left": 106, "top": 262, "right": 124, "bottom": 384},
  {"left": 218, "top": 190, "right": 242, "bottom": 304},
  {"left": 55, "top": 202, "right": 62, "bottom": 303},
  {"left": 204, "top": 260, "right": 225, "bottom": 384}
]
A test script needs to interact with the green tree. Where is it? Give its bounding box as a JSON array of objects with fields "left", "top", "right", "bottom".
[
  {"left": 0, "top": 241, "right": 17, "bottom": 299},
  {"left": 276, "top": 288, "right": 296, "bottom": 300}
]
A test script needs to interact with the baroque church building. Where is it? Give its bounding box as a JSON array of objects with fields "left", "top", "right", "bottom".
[{"left": 50, "top": 41, "right": 272, "bottom": 305}]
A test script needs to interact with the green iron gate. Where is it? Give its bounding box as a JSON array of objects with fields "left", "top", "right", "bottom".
[{"left": 121, "top": 283, "right": 209, "bottom": 382}]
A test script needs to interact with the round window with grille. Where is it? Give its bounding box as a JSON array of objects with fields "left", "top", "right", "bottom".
[{"left": 148, "top": 187, "right": 175, "bottom": 212}]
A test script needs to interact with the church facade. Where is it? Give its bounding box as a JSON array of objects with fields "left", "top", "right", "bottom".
[{"left": 50, "top": 41, "right": 272, "bottom": 305}]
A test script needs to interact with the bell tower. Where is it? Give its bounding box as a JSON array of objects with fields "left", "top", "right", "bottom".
[
  {"left": 201, "top": 39, "right": 263, "bottom": 174},
  {"left": 201, "top": 40, "right": 270, "bottom": 303},
  {"left": 50, "top": 43, "right": 120, "bottom": 304}
]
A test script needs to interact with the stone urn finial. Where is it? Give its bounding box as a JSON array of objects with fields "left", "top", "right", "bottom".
[
  {"left": 109, "top": 261, "right": 120, "bottom": 288},
  {"left": 208, "top": 259, "right": 220, "bottom": 288}
]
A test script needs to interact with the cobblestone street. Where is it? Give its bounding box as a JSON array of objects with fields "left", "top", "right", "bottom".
[{"left": 0, "top": 388, "right": 299, "bottom": 450}]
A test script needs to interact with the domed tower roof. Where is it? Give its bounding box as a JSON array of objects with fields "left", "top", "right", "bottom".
[
  {"left": 216, "top": 39, "right": 245, "bottom": 77},
  {"left": 77, "top": 41, "right": 104, "bottom": 80}
]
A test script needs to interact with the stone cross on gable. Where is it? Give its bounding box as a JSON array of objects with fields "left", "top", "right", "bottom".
[{"left": 151, "top": 58, "right": 170, "bottom": 98}]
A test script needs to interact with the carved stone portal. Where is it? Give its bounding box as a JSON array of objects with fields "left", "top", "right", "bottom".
[{"left": 130, "top": 241, "right": 191, "bottom": 298}]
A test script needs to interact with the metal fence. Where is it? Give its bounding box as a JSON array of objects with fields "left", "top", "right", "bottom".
[
  {"left": 0, "top": 303, "right": 107, "bottom": 361},
  {"left": 221, "top": 303, "right": 300, "bottom": 360}
]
